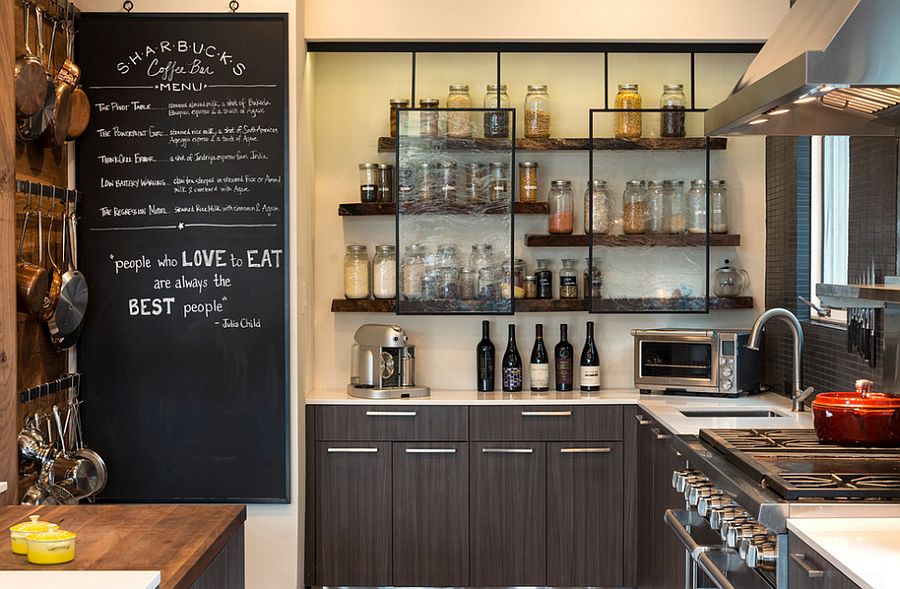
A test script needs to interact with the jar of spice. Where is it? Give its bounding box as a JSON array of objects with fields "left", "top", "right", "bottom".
[
  {"left": 437, "top": 161, "right": 458, "bottom": 203},
  {"left": 469, "top": 244, "right": 495, "bottom": 275},
  {"left": 389, "top": 98, "right": 409, "bottom": 138},
  {"left": 583, "top": 258, "right": 602, "bottom": 299},
  {"left": 483, "top": 84, "right": 510, "bottom": 138},
  {"left": 647, "top": 181, "right": 669, "bottom": 234},
  {"left": 524, "top": 275, "right": 538, "bottom": 299},
  {"left": 359, "top": 163, "right": 378, "bottom": 203},
  {"left": 447, "top": 84, "right": 472, "bottom": 138},
  {"left": 372, "top": 245, "right": 396, "bottom": 299},
  {"left": 524, "top": 84, "right": 551, "bottom": 138},
  {"left": 559, "top": 259, "right": 579, "bottom": 299},
  {"left": 438, "top": 267, "right": 459, "bottom": 300},
  {"left": 422, "top": 270, "right": 439, "bottom": 300},
  {"left": 623, "top": 180, "right": 647, "bottom": 234},
  {"left": 477, "top": 267, "right": 500, "bottom": 300},
  {"left": 584, "top": 179, "right": 612, "bottom": 234},
  {"left": 465, "top": 162, "right": 487, "bottom": 203},
  {"left": 488, "top": 162, "right": 510, "bottom": 203},
  {"left": 660, "top": 84, "right": 686, "bottom": 138},
  {"left": 665, "top": 179, "right": 687, "bottom": 233},
  {"left": 535, "top": 259, "right": 553, "bottom": 299},
  {"left": 614, "top": 83, "right": 642, "bottom": 139},
  {"left": 401, "top": 244, "right": 427, "bottom": 299},
  {"left": 519, "top": 162, "right": 539, "bottom": 203},
  {"left": 502, "top": 259, "right": 526, "bottom": 299},
  {"left": 377, "top": 164, "right": 393, "bottom": 203},
  {"left": 710, "top": 179, "right": 728, "bottom": 233},
  {"left": 459, "top": 267, "right": 477, "bottom": 300},
  {"left": 687, "top": 179, "right": 707, "bottom": 234},
  {"left": 548, "top": 180, "right": 574, "bottom": 234},
  {"left": 419, "top": 98, "right": 440, "bottom": 137},
  {"left": 344, "top": 245, "right": 370, "bottom": 300}
]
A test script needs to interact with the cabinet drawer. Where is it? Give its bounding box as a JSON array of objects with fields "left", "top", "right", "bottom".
[
  {"left": 469, "top": 405, "right": 623, "bottom": 441},
  {"left": 789, "top": 533, "right": 861, "bottom": 589},
  {"left": 314, "top": 405, "right": 467, "bottom": 441}
]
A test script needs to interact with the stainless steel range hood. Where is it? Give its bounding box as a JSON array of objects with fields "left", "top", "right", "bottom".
[{"left": 705, "top": 0, "right": 900, "bottom": 136}]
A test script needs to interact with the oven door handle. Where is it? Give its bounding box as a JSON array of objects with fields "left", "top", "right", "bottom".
[
  {"left": 665, "top": 510, "right": 741, "bottom": 589},
  {"left": 696, "top": 551, "right": 739, "bottom": 589}
]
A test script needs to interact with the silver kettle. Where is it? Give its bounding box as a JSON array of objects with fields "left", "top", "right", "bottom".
[{"left": 713, "top": 259, "right": 750, "bottom": 298}]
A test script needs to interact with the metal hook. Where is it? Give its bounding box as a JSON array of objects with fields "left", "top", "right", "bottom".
[
  {"left": 123, "top": 0, "right": 133, "bottom": 12},
  {"left": 229, "top": 0, "right": 239, "bottom": 12}
]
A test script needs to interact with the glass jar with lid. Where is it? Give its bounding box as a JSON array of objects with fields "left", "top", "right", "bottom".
[
  {"left": 488, "top": 162, "right": 510, "bottom": 203},
  {"left": 437, "top": 161, "right": 458, "bottom": 204},
  {"left": 502, "top": 259, "right": 526, "bottom": 299},
  {"left": 710, "top": 179, "right": 728, "bottom": 233},
  {"left": 436, "top": 243, "right": 459, "bottom": 269},
  {"left": 559, "top": 259, "right": 579, "bottom": 299},
  {"left": 665, "top": 179, "right": 687, "bottom": 233},
  {"left": 660, "top": 84, "right": 686, "bottom": 138},
  {"left": 419, "top": 162, "right": 438, "bottom": 203},
  {"left": 477, "top": 267, "right": 500, "bottom": 300},
  {"left": 583, "top": 258, "right": 602, "bottom": 299},
  {"left": 459, "top": 267, "right": 477, "bottom": 300},
  {"left": 359, "top": 163, "right": 378, "bottom": 203},
  {"left": 469, "top": 244, "right": 495, "bottom": 275},
  {"left": 614, "top": 83, "right": 642, "bottom": 139},
  {"left": 344, "top": 245, "right": 370, "bottom": 300},
  {"left": 647, "top": 181, "right": 669, "bottom": 234},
  {"left": 524, "top": 275, "right": 537, "bottom": 299},
  {"left": 389, "top": 98, "right": 409, "bottom": 138},
  {"left": 519, "top": 162, "right": 539, "bottom": 203},
  {"left": 584, "top": 179, "right": 612, "bottom": 234},
  {"left": 372, "top": 245, "right": 396, "bottom": 300},
  {"left": 687, "top": 179, "right": 708, "bottom": 234},
  {"left": 377, "top": 164, "right": 393, "bottom": 203},
  {"left": 623, "top": 180, "right": 647, "bottom": 234},
  {"left": 535, "top": 259, "right": 553, "bottom": 299},
  {"left": 548, "top": 179, "right": 574, "bottom": 234},
  {"left": 524, "top": 84, "right": 551, "bottom": 138},
  {"left": 483, "top": 84, "right": 510, "bottom": 138},
  {"left": 401, "top": 244, "right": 427, "bottom": 299},
  {"left": 419, "top": 98, "right": 440, "bottom": 137},
  {"left": 465, "top": 162, "right": 487, "bottom": 203},
  {"left": 447, "top": 84, "right": 472, "bottom": 138}
]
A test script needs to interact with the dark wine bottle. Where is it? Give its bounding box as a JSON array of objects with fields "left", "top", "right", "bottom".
[
  {"left": 580, "top": 320, "right": 600, "bottom": 392},
  {"left": 530, "top": 323, "right": 549, "bottom": 392},
  {"left": 477, "top": 320, "right": 495, "bottom": 392},
  {"left": 502, "top": 324, "right": 523, "bottom": 392},
  {"left": 555, "top": 323, "right": 574, "bottom": 392}
]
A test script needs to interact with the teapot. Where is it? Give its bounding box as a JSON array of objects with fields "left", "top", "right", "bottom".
[{"left": 713, "top": 259, "right": 749, "bottom": 298}]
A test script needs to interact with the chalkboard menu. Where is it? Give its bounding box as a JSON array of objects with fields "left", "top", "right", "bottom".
[{"left": 76, "top": 14, "right": 288, "bottom": 502}]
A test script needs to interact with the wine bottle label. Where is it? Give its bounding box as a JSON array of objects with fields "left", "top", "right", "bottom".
[
  {"left": 580, "top": 366, "right": 600, "bottom": 387},
  {"left": 503, "top": 367, "right": 523, "bottom": 390},
  {"left": 530, "top": 363, "right": 549, "bottom": 388},
  {"left": 479, "top": 358, "right": 494, "bottom": 381},
  {"left": 556, "top": 358, "right": 573, "bottom": 385}
]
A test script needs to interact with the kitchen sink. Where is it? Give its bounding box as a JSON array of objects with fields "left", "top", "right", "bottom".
[{"left": 679, "top": 410, "right": 787, "bottom": 418}]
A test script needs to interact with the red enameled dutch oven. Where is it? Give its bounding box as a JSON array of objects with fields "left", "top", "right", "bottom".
[{"left": 812, "top": 380, "right": 900, "bottom": 446}]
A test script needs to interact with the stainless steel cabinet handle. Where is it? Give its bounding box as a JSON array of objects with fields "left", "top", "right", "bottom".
[
  {"left": 482, "top": 448, "right": 534, "bottom": 454},
  {"left": 521, "top": 410, "right": 572, "bottom": 416},
  {"left": 635, "top": 414, "right": 651, "bottom": 425},
  {"left": 327, "top": 447, "right": 378, "bottom": 453},
  {"left": 790, "top": 553, "right": 824, "bottom": 578},
  {"left": 651, "top": 427, "right": 670, "bottom": 440},
  {"left": 696, "top": 551, "right": 739, "bottom": 589},
  {"left": 560, "top": 447, "right": 612, "bottom": 453},
  {"left": 365, "top": 411, "right": 416, "bottom": 416},
  {"left": 405, "top": 448, "right": 457, "bottom": 454}
]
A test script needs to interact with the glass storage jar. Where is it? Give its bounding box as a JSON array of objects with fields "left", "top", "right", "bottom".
[
  {"left": 647, "top": 181, "right": 669, "bottom": 234},
  {"left": 401, "top": 244, "right": 427, "bottom": 299},
  {"left": 477, "top": 266, "right": 500, "bottom": 300},
  {"left": 389, "top": 98, "right": 409, "bottom": 138},
  {"left": 488, "top": 162, "right": 510, "bottom": 203},
  {"left": 359, "top": 163, "right": 378, "bottom": 203},
  {"left": 623, "top": 180, "right": 647, "bottom": 234},
  {"left": 665, "top": 179, "right": 687, "bottom": 233},
  {"left": 523, "top": 275, "right": 537, "bottom": 299},
  {"left": 584, "top": 179, "right": 612, "bottom": 234},
  {"left": 710, "top": 179, "right": 728, "bottom": 234},
  {"left": 377, "top": 164, "right": 393, "bottom": 203},
  {"left": 372, "top": 245, "right": 396, "bottom": 299},
  {"left": 535, "top": 259, "right": 553, "bottom": 299},
  {"left": 502, "top": 259, "right": 526, "bottom": 299},
  {"left": 419, "top": 98, "right": 440, "bottom": 137},
  {"left": 465, "top": 162, "right": 487, "bottom": 203},
  {"left": 524, "top": 84, "right": 551, "bottom": 138},
  {"left": 344, "top": 245, "right": 370, "bottom": 300},
  {"left": 437, "top": 267, "right": 459, "bottom": 300},
  {"left": 583, "top": 258, "right": 602, "bottom": 299},
  {"left": 483, "top": 84, "right": 510, "bottom": 138},
  {"left": 436, "top": 243, "right": 459, "bottom": 268},
  {"left": 687, "top": 179, "right": 707, "bottom": 234},
  {"left": 469, "top": 244, "right": 495, "bottom": 275},
  {"left": 422, "top": 270, "right": 439, "bottom": 300},
  {"left": 419, "top": 162, "right": 438, "bottom": 203},
  {"left": 519, "top": 162, "right": 539, "bottom": 203},
  {"left": 437, "top": 161, "right": 458, "bottom": 203},
  {"left": 447, "top": 84, "right": 472, "bottom": 138},
  {"left": 548, "top": 179, "right": 574, "bottom": 234},
  {"left": 660, "top": 83, "right": 686, "bottom": 138},
  {"left": 559, "top": 259, "right": 579, "bottom": 299},
  {"left": 614, "top": 83, "right": 642, "bottom": 139},
  {"left": 459, "top": 267, "right": 477, "bottom": 300}
]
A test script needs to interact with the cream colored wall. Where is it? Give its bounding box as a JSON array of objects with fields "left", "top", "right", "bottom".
[
  {"left": 311, "top": 51, "right": 767, "bottom": 393},
  {"left": 305, "top": 0, "right": 789, "bottom": 42}
]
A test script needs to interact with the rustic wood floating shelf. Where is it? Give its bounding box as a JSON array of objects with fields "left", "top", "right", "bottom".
[
  {"left": 339, "top": 202, "right": 549, "bottom": 216},
  {"left": 331, "top": 297, "right": 752, "bottom": 313},
  {"left": 377, "top": 136, "right": 726, "bottom": 153},
  {"left": 525, "top": 233, "right": 741, "bottom": 247}
]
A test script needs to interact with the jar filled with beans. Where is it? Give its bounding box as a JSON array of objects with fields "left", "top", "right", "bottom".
[
  {"left": 584, "top": 179, "right": 612, "bottom": 234},
  {"left": 519, "top": 162, "right": 539, "bottom": 203},
  {"left": 524, "top": 84, "right": 551, "bottom": 138},
  {"left": 419, "top": 98, "right": 440, "bottom": 137},
  {"left": 447, "top": 84, "right": 472, "bottom": 138},
  {"left": 483, "top": 84, "right": 510, "bottom": 138},
  {"left": 614, "top": 83, "right": 642, "bottom": 139},
  {"left": 660, "top": 84, "right": 686, "bottom": 138},
  {"left": 623, "top": 180, "right": 647, "bottom": 234},
  {"left": 389, "top": 98, "right": 409, "bottom": 138}
]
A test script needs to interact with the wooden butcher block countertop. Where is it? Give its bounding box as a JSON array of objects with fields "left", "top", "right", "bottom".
[{"left": 0, "top": 504, "right": 245, "bottom": 589}]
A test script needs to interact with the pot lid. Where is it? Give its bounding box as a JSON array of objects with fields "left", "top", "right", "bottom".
[{"left": 9, "top": 515, "right": 58, "bottom": 534}]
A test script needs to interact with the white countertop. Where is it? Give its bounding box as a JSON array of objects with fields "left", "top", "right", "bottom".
[
  {"left": 0, "top": 482, "right": 7, "bottom": 495},
  {"left": 788, "top": 518, "right": 900, "bottom": 589},
  {"left": 0, "top": 571, "right": 160, "bottom": 588}
]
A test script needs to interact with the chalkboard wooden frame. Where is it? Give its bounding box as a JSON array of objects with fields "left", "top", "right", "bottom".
[{"left": 75, "top": 13, "right": 290, "bottom": 503}]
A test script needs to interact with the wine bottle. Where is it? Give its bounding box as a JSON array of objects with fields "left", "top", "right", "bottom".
[
  {"left": 555, "top": 323, "right": 574, "bottom": 392},
  {"left": 477, "top": 320, "right": 495, "bottom": 392},
  {"left": 502, "top": 324, "right": 523, "bottom": 392},
  {"left": 580, "top": 320, "right": 600, "bottom": 392},
  {"left": 530, "top": 323, "right": 549, "bottom": 392}
]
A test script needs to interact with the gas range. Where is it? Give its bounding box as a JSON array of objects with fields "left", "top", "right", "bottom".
[{"left": 665, "top": 428, "right": 900, "bottom": 589}]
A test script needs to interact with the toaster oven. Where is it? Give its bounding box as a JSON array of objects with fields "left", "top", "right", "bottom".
[{"left": 631, "top": 328, "right": 764, "bottom": 397}]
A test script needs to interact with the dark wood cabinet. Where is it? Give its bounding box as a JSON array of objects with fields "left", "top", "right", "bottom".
[
  {"left": 470, "top": 442, "right": 547, "bottom": 586},
  {"left": 547, "top": 441, "right": 624, "bottom": 587},
  {"left": 469, "top": 405, "right": 623, "bottom": 441},
  {"left": 314, "top": 442, "right": 392, "bottom": 586},
  {"left": 392, "top": 443, "right": 469, "bottom": 586},
  {"left": 789, "top": 533, "right": 862, "bottom": 589},
  {"left": 315, "top": 405, "right": 467, "bottom": 441}
]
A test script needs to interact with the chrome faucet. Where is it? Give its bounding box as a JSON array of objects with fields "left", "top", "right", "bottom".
[{"left": 746, "top": 307, "right": 814, "bottom": 412}]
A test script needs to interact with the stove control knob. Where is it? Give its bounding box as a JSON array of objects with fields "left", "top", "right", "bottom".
[
  {"left": 728, "top": 523, "right": 767, "bottom": 550},
  {"left": 689, "top": 485, "right": 721, "bottom": 507},
  {"left": 698, "top": 495, "right": 733, "bottom": 517},
  {"left": 740, "top": 531, "right": 770, "bottom": 560},
  {"left": 672, "top": 469, "right": 700, "bottom": 492},
  {"left": 684, "top": 480, "right": 713, "bottom": 501},
  {"left": 678, "top": 474, "right": 709, "bottom": 495},
  {"left": 709, "top": 507, "right": 745, "bottom": 531},
  {"left": 720, "top": 517, "right": 751, "bottom": 542},
  {"left": 721, "top": 366, "right": 734, "bottom": 378},
  {"left": 746, "top": 538, "right": 778, "bottom": 571}
]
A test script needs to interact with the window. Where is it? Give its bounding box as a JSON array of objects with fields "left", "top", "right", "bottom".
[{"left": 810, "top": 135, "right": 849, "bottom": 325}]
